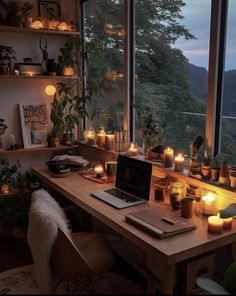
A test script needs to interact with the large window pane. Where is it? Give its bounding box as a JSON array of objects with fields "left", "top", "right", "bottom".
[
  {"left": 84, "top": 0, "right": 124, "bottom": 132},
  {"left": 220, "top": 0, "right": 236, "bottom": 164},
  {"left": 135, "top": 0, "right": 210, "bottom": 155}
]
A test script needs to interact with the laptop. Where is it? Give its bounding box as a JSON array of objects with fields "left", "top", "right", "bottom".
[{"left": 91, "top": 154, "right": 152, "bottom": 209}]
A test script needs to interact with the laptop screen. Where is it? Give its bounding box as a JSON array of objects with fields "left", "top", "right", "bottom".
[{"left": 115, "top": 155, "right": 152, "bottom": 200}]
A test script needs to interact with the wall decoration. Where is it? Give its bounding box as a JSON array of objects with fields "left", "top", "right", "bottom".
[
  {"left": 38, "top": 0, "right": 61, "bottom": 21},
  {"left": 19, "top": 102, "right": 49, "bottom": 148}
]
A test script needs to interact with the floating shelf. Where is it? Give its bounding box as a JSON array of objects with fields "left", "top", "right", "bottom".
[
  {"left": 0, "top": 75, "right": 79, "bottom": 80},
  {"left": 0, "top": 25, "right": 80, "bottom": 36},
  {"left": 0, "top": 145, "right": 79, "bottom": 154}
]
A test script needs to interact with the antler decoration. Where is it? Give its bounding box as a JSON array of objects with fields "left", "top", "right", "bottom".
[{"left": 39, "top": 37, "right": 48, "bottom": 63}]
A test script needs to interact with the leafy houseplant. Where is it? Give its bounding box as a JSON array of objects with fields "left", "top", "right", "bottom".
[
  {"left": 50, "top": 80, "right": 92, "bottom": 145},
  {"left": 201, "top": 155, "right": 211, "bottom": 180},
  {"left": 135, "top": 105, "right": 161, "bottom": 157},
  {"left": 210, "top": 155, "right": 222, "bottom": 181},
  {"left": 0, "top": 118, "right": 7, "bottom": 149},
  {"left": 21, "top": 2, "right": 34, "bottom": 28},
  {"left": 0, "top": 158, "right": 20, "bottom": 189},
  {"left": 0, "top": 45, "right": 16, "bottom": 75}
]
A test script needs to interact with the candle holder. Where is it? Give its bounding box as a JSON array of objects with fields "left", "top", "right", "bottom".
[
  {"left": 115, "top": 129, "right": 127, "bottom": 152},
  {"left": 201, "top": 192, "right": 218, "bottom": 216},
  {"left": 208, "top": 216, "right": 223, "bottom": 234},
  {"left": 127, "top": 142, "right": 138, "bottom": 156},
  {"left": 93, "top": 163, "right": 104, "bottom": 178},
  {"left": 97, "top": 127, "right": 106, "bottom": 148}
]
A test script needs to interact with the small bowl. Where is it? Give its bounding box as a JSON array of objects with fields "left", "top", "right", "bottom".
[{"left": 47, "top": 160, "right": 70, "bottom": 174}]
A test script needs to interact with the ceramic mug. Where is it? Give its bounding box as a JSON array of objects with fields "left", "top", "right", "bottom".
[{"left": 105, "top": 161, "right": 117, "bottom": 177}]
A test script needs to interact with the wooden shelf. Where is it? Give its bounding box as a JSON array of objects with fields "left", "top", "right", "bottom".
[
  {"left": 0, "top": 145, "right": 79, "bottom": 154},
  {"left": 0, "top": 25, "right": 80, "bottom": 36},
  {"left": 0, "top": 75, "right": 78, "bottom": 80}
]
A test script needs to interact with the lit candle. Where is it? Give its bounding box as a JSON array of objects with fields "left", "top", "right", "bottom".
[
  {"left": 222, "top": 217, "right": 233, "bottom": 230},
  {"left": 201, "top": 193, "right": 217, "bottom": 215},
  {"left": 174, "top": 154, "right": 185, "bottom": 172},
  {"left": 29, "top": 72, "right": 33, "bottom": 77},
  {"left": 14, "top": 70, "right": 19, "bottom": 76},
  {"left": 94, "top": 164, "right": 104, "bottom": 178},
  {"left": 164, "top": 147, "right": 174, "bottom": 168},
  {"left": 127, "top": 142, "right": 138, "bottom": 156},
  {"left": 31, "top": 20, "right": 43, "bottom": 29},
  {"left": 1, "top": 184, "right": 9, "bottom": 194},
  {"left": 57, "top": 22, "right": 68, "bottom": 31},
  {"left": 208, "top": 216, "right": 223, "bottom": 234},
  {"left": 97, "top": 129, "right": 106, "bottom": 148},
  {"left": 105, "top": 134, "right": 115, "bottom": 150},
  {"left": 87, "top": 130, "right": 96, "bottom": 146}
]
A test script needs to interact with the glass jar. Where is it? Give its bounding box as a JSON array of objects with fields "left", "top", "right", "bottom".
[{"left": 169, "top": 181, "right": 186, "bottom": 210}]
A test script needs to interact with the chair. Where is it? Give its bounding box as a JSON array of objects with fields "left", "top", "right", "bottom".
[
  {"left": 0, "top": 189, "right": 143, "bottom": 294},
  {"left": 196, "top": 261, "right": 236, "bottom": 295}
]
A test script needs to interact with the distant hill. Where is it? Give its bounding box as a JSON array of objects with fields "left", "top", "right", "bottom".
[{"left": 186, "top": 63, "right": 236, "bottom": 116}]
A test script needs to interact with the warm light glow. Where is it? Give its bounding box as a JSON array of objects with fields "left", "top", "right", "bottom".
[
  {"left": 1, "top": 184, "right": 9, "bottom": 194},
  {"left": 63, "top": 67, "right": 74, "bottom": 76},
  {"left": 201, "top": 193, "right": 217, "bottom": 215},
  {"left": 175, "top": 154, "right": 184, "bottom": 161},
  {"left": 45, "top": 85, "right": 56, "bottom": 96},
  {"left": 87, "top": 130, "right": 95, "bottom": 139},
  {"left": 32, "top": 20, "right": 43, "bottom": 29},
  {"left": 174, "top": 154, "right": 185, "bottom": 172},
  {"left": 94, "top": 164, "right": 104, "bottom": 177},
  {"left": 127, "top": 142, "right": 138, "bottom": 156},
  {"left": 57, "top": 22, "right": 68, "bottom": 31},
  {"left": 29, "top": 72, "right": 33, "bottom": 77}
]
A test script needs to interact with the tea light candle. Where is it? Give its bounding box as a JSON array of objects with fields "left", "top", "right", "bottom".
[
  {"left": 105, "top": 134, "right": 115, "bottom": 150},
  {"left": 208, "top": 216, "right": 223, "bottom": 234},
  {"left": 94, "top": 164, "right": 104, "bottom": 178},
  {"left": 164, "top": 147, "right": 174, "bottom": 168},
  {"left": 201, "top": 193, "right": 217, "bottom": 215},
  {"left": 174, "top": 154, "right": 184, "bottom": 172},
  {"left": 127, "top": 142, "right": 138, "bottom": 156},
  {"left": 1, "top": 184, "right": 9, "bottom": 194}
]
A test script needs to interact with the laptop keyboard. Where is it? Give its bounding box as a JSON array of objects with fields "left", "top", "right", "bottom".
[{"left": 105, "top": 188, "right": 140, "bottom": 203}]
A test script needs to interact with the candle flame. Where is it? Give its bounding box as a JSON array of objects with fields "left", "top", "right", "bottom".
[{"left": 202, "top": 192, "right": 215, "bottom": 202}]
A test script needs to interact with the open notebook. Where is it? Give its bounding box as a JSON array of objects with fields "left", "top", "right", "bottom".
[{"left": 125, "top": 208, "right": 197, "bottom": 239}]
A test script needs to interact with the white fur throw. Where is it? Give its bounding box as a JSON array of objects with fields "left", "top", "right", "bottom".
[{"left": 27, "top": 189, "right": 71, "bottom": 294}]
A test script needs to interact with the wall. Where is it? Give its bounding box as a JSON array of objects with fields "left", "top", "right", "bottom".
[{"left": 0, "top": 0, "right": 77, "bottom": 173}]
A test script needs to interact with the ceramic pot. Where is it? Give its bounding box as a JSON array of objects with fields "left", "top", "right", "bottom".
[
  {"left": 219, "top": 164, "right": 230, "bottom": 186},
  {"left": 201, "top": 165, "right": 211, "bottom": 180},
  {"left": 211, "top": 167, "right": 220, "bottom": 182}
]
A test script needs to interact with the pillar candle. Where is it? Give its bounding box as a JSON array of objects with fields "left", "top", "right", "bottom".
[
  {"left": 222, "top": 217, "right": 233, "bottom": 230},
  {"left": 201, "top": 193, "right": 217, "bottom": 215},
  {"left": 97, "top": 133, "right": 106, "bottom": 148},
  {"left": 164, "top": 147, "right": 174, "bottom": 168},
  {"left": 127, "top": 142, "right": 138, "bottom": 156},
  {"left": 105, "top": 134, "right": 115, "bottom": 150},
  {"left": 94, "top": 164, "right": 104, "bottom": 178},
  {"left": 208, "top": 216, "right": 223, "bottom": 234},
  {"left": 174, "top": 154, "right": 185, "bottom": 172}
]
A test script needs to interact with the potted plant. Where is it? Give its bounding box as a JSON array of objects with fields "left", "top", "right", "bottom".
[
  {"left": 219, "top": 156, "right": 230, "bottom": 186},
  {"left": 50, "top": 80, "right": 92, "bottom": 145},
  {"left": 210, "top": 155, "right": 222, "bottom": 182},
  {"left": 21, "top": 2, "right": 34, "bottom": 28},
  {"left": 6, "top": 1, "right": 21, "bottom": 27},
  {"left": 189, "top": 134, "right": 204, "bottom": 171},
  {"left": 0, "top": 118, "right": 7, "bottom": 149},
  {"left": 201, "top": 155, "right": 211, "bottom": 180},
  {"left": 0, "top": 0, "right": 7, "bottom": 25},
  {"left": 0, "top": 158, "right": 20, "bottom": 194},
  {"left": 0, "top": 45, "right": 16, "bottom": 75}
]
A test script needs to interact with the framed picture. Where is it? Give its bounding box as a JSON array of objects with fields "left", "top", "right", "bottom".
[
  {"left": 19, "top": 102, "right": 49, "bottom": 148},
  {"left": 38, "top": 0, "right": 61, "bottom": 20}
]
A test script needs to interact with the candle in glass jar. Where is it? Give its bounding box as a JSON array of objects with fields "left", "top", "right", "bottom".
[
  {"left": 201, "top": 193, "right": 217, "bottom": 215},
  {"left": 174, "top": 154, "right": 185, "bottom": 172},
  {"left": 164, "top": 147, "right": 174, "bottom": 168},
  {"left": 1, "top": 184, "right": 9, "bottom": 194},
  {"left": 94, "top": 164, "right": 104, "bottom": 178},
  {"left": 105, "top": 134, "right": 115, "bottom": 150},
  {"left": 87, "top": 130, "right": 96, "bottom": 145},
  {"left": 208, "top": 216, "right": 223, "bottom": 234},
  {"left": 127, "top": 143, "right": 138, "bottom": 156}
]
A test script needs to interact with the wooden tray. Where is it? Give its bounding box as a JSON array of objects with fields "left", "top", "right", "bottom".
[{"left": 79, "top": 171, "right": 114, "bottom": 184}]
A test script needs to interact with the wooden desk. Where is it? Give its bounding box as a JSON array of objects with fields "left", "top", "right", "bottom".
[{"left": 32, "top": 166, "right": 236, "bottom": 294}]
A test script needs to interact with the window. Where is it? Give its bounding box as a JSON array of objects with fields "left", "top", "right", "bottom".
[
  {"left": 220, "top": 0, "right": 236, "bottom": 164},
  {"left": 84, "top": 0, "right": 125, "bottom": 132},
  {"left": 134, "top": 0, "right": 211, "bottom": 155}
]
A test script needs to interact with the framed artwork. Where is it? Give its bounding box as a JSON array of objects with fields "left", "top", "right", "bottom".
[
  {"left": 38, "top": 0, "right": 61, "bottom": 20},
  {"left": 19, "top": 102, "right": 49, "bottom": 148}
]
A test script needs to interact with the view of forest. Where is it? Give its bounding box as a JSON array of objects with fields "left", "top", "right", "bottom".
[{"left": 84, "top": 0, "right": 236, "bottom": 163}]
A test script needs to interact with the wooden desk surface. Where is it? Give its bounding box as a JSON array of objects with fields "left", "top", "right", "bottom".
[{"left": 32, "top": 166, "right": 236, "bottom": 266}]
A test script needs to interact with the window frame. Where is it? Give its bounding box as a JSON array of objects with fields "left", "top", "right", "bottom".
[{"left": 80, "top": 0, "right": 230, "bottom": 157}]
